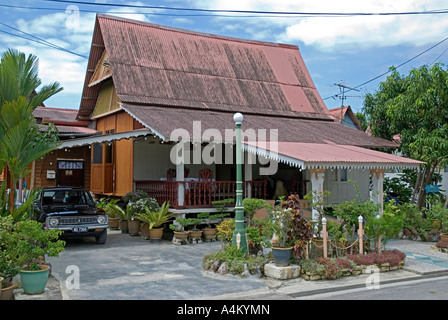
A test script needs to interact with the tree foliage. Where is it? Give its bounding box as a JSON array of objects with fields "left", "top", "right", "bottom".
[
  {"left": 363, "top": 64, "right": 448, "bottom": 208},
  {"left": 0, "top": 49, "right": 62, "bottom": 214}
]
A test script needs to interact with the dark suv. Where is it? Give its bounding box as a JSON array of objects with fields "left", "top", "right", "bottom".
[{"left": 35, "top": 187, "right": 108, "bottom": 244}]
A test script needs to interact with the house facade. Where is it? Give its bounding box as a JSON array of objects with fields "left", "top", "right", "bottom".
[{"left": 55, "top": 14, "right": 422, "bottom": 218}]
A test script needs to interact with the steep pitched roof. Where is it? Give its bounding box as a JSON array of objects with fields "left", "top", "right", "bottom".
[
  {"left": 78, "top": 14, "right": 331, "bottom": 121},
  {"left": 77, "top": 14, "right": 397, "bottom": 149}
]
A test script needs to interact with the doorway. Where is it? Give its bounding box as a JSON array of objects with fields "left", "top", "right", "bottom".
[{"left": 57, "top": 160, "right": 85, "bottom": 188}]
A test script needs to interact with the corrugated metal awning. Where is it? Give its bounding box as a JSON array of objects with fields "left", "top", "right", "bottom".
[
  {"left": 57, "top": 128, "right": 152, "bottom": 149},
  {"left": 244, "top": 141, "right": 423, "bottom": 170}
]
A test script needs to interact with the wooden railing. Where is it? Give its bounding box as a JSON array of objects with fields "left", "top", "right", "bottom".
[{"left": 134, "top": 179, "right": 267, "bottom": 209}]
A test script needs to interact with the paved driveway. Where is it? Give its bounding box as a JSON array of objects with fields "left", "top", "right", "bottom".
[{"left": 47, "top": 230, "right": 268, "bottom": 300}]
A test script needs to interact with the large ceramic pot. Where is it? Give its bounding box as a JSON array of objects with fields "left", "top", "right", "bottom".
[
  {"left": 109, "top": 217, "right": 120, "bottom": 230},
  {"left": 20, "top": 265, "right": 51, "bottom": 295},
  {"left": 128, "top": 220, "right": 140, "bottom": 236},
  {"left": 149, "top": 227, "right": 163, "bottom": 241},
  {"left": 271, "top": 247, "right": 293, "bottom": 266},
  {"left": 0, "top": 282, "right": 15, "bottom": 300},
  {"left": 440, "top": 233, "right": 448, "bottom": 242}
]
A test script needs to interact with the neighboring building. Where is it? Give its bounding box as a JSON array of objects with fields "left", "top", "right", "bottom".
[
  {"left": 56, "top": 14, "right": 422, "bottom": 218},
  {"left": 328, "top": 106, "right": 363, "bottom": 131},
  {"left": 30, "top": 106, "right": 97, "bottom": 190}
]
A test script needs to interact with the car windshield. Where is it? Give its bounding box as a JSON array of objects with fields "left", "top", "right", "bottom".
[{"left": 42, "top": 190, "right": 94, "bottom": 206}]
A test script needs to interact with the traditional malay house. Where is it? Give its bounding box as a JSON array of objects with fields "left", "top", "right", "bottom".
[{"left": 58, "top": 14, "right": 422, "bottom": 219}]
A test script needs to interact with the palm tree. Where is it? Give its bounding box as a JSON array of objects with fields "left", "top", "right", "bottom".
[
  {"left": 0, "top": 48, "right": 62, "bottom": 109},
  {"left": 0, "top": 49, "right": 63, "bottom": 215}
]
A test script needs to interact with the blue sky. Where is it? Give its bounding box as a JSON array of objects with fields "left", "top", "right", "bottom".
[{"left": 1, "top": 0, "right": 448, "bottom": 114}]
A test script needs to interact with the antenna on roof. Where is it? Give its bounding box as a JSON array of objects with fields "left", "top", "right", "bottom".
[{"left": 334, "top": 82, "right": 360, "bottom": 108}]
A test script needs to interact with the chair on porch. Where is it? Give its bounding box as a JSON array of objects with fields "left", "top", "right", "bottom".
[
  {"left": 197, "top": 169, "right": 213, "bottom": 205},
  {"left": 166, "top": 168, "right": 176, "bottom": 181}
]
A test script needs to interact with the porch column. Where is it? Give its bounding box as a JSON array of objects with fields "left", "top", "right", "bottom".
[
  {"left": 176, "top": 143, "right": 186, "bottom": 207},
  {"left": 309, "top": 168, "right": 326, "bottom": 222},
  {"left": 370, "top": 168, "right": 385, "bottom": 216}
]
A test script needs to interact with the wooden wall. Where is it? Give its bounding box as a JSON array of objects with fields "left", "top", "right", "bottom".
[{"left": 32, "top": 146, "right": 91, "bottom": 189}]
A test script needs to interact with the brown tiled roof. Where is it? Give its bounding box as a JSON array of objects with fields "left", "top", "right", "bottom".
[
  {"left": 121, "top": 104, "right": 397, "bottom": 148},
  {"left": 34, "top": 106, "right": 97, "bottom": 136},
  {"left": 78, "top": 14, "right": 331, "bottom": 121},
  {"left": 78, "top": 14, "right": 397, "bottom": 149}
]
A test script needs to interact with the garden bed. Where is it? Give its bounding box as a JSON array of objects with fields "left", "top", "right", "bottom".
[
  {"left": 299, "top": 249, "right": 406, "bottom": 281},
  {"left": 202, "top": 248, "right": 407, "bottom": 281}
]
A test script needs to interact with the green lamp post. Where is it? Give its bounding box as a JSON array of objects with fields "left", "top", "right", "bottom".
[{"left": 232, "top": 112, "right": 248, "bottom": 253}]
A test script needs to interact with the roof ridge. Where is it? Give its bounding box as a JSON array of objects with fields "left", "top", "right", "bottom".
[{"left": 97, "top": 13, "right": 299, "bottom": 50}]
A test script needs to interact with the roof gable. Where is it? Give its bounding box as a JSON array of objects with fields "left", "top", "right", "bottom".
[{"left": 78, "top": 14, "right": 330, "bottom": 121}]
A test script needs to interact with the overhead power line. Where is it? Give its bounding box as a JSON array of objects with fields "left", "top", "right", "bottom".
[
  {"left": 323, "top": 35, "right": 448, "bottom": 101},
  {"left": 42, "top": 0, "right": 448, "bottom": 17},
  {"left": 0, "top": 21, "right": 88, "bottom": 59}
]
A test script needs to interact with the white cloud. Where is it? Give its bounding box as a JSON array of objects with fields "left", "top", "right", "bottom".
[{"left": 190, "top": 0, "right": 448, "bottom": 51}]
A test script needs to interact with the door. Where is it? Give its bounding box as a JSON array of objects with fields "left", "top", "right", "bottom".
[{"left": 57, "top": 160, "right": 84, "bottom": 188}]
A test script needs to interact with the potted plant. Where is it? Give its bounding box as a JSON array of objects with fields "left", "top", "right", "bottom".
[
  {"left": 0, "top": 216, "right": 20, "bottom": 299},
  {"left": 186, "top": 217, "right": 203, "bottom": 243},
  {"left": 135, "top": 201, "right": 173, "bottom": 241},
  {"left": 270, "top": 195, "right": 313, "bottom": 266},
  {"left": 122, "top": 191, "right": 160, "bottom": 235},
  {"left": 5, "top": 219, "right": 65, "bottom": 295},
  {"left": 197, "top": 212, "right": 230, "bottom": 241},
  {"left": 96, "top": 198, "right": 120, "bottom": 230},
  {"left": 169, "top": 219, "right": 189, "bottom": 244}
]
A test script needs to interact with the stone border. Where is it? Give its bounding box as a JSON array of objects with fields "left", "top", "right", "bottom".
[{"left": 300, "top": 260, "right": 405, "bottom": 281}]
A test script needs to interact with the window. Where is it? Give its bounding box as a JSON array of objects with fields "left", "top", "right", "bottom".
[
  {"left": 340, "top": 168, "right": 348, "bottom": 182},
  {"left": 93, "top": 143, "right": 102, "bottom": 164}
]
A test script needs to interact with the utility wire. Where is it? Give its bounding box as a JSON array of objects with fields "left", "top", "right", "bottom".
[
  {"left": 0, "top": 3, "right": 340, "bottom": 18},
  {"left": 323, "top": 35, "right": 448, "bottom": 101},
  {"left": 42, "top": 0, "right": 448, "bottom": 17},
  {"left": 0, "top": 21, "right": 88, "bottom": 59}
]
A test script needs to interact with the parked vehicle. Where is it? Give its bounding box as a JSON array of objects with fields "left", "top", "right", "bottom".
[{"left": 34, "top": 187, "right": 109, "bottom": 244}]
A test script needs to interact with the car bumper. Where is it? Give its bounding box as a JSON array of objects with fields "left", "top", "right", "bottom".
[{"left": 47, "top": 225, "right": 108, "bottom": 238}]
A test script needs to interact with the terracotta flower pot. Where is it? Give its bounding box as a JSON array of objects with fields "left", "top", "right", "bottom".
[
  {"left": 120, "top": 220, "right": 129, "bottom": 233},
  {"left": 149, "top": 227, "right": 164, "bottom": 241},
  {"left": 109, "top": 217, "right": 120, "bottom": 230},
  {"left": 173, "top": 231, "right": 189, "bottom": 241},
  {"left": 0, "top": 282, "right": 15, "bottom": 300},
  {"left": 202, "top": 228, "right": 217, "bottom": 241},
  {"left": 189, "top": 230, "right": 203, "bottom": 240},
  {"left": 440, "top": 233, "right": 448, "bottom": 242},
  {"left": 140, "top": 223, "right": 150, "bottom": 239},
  {"left": 128, "top": 220, "right": 141, "bottom": 236}
]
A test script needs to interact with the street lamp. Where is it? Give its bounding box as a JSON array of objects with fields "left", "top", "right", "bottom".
[{"left": 232, "top": 112, "right": 248, "bottom": 253}]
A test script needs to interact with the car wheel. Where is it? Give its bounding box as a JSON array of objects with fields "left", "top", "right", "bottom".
[{"left": 95, "top": 229, "right": 107, "bottom": 244}]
